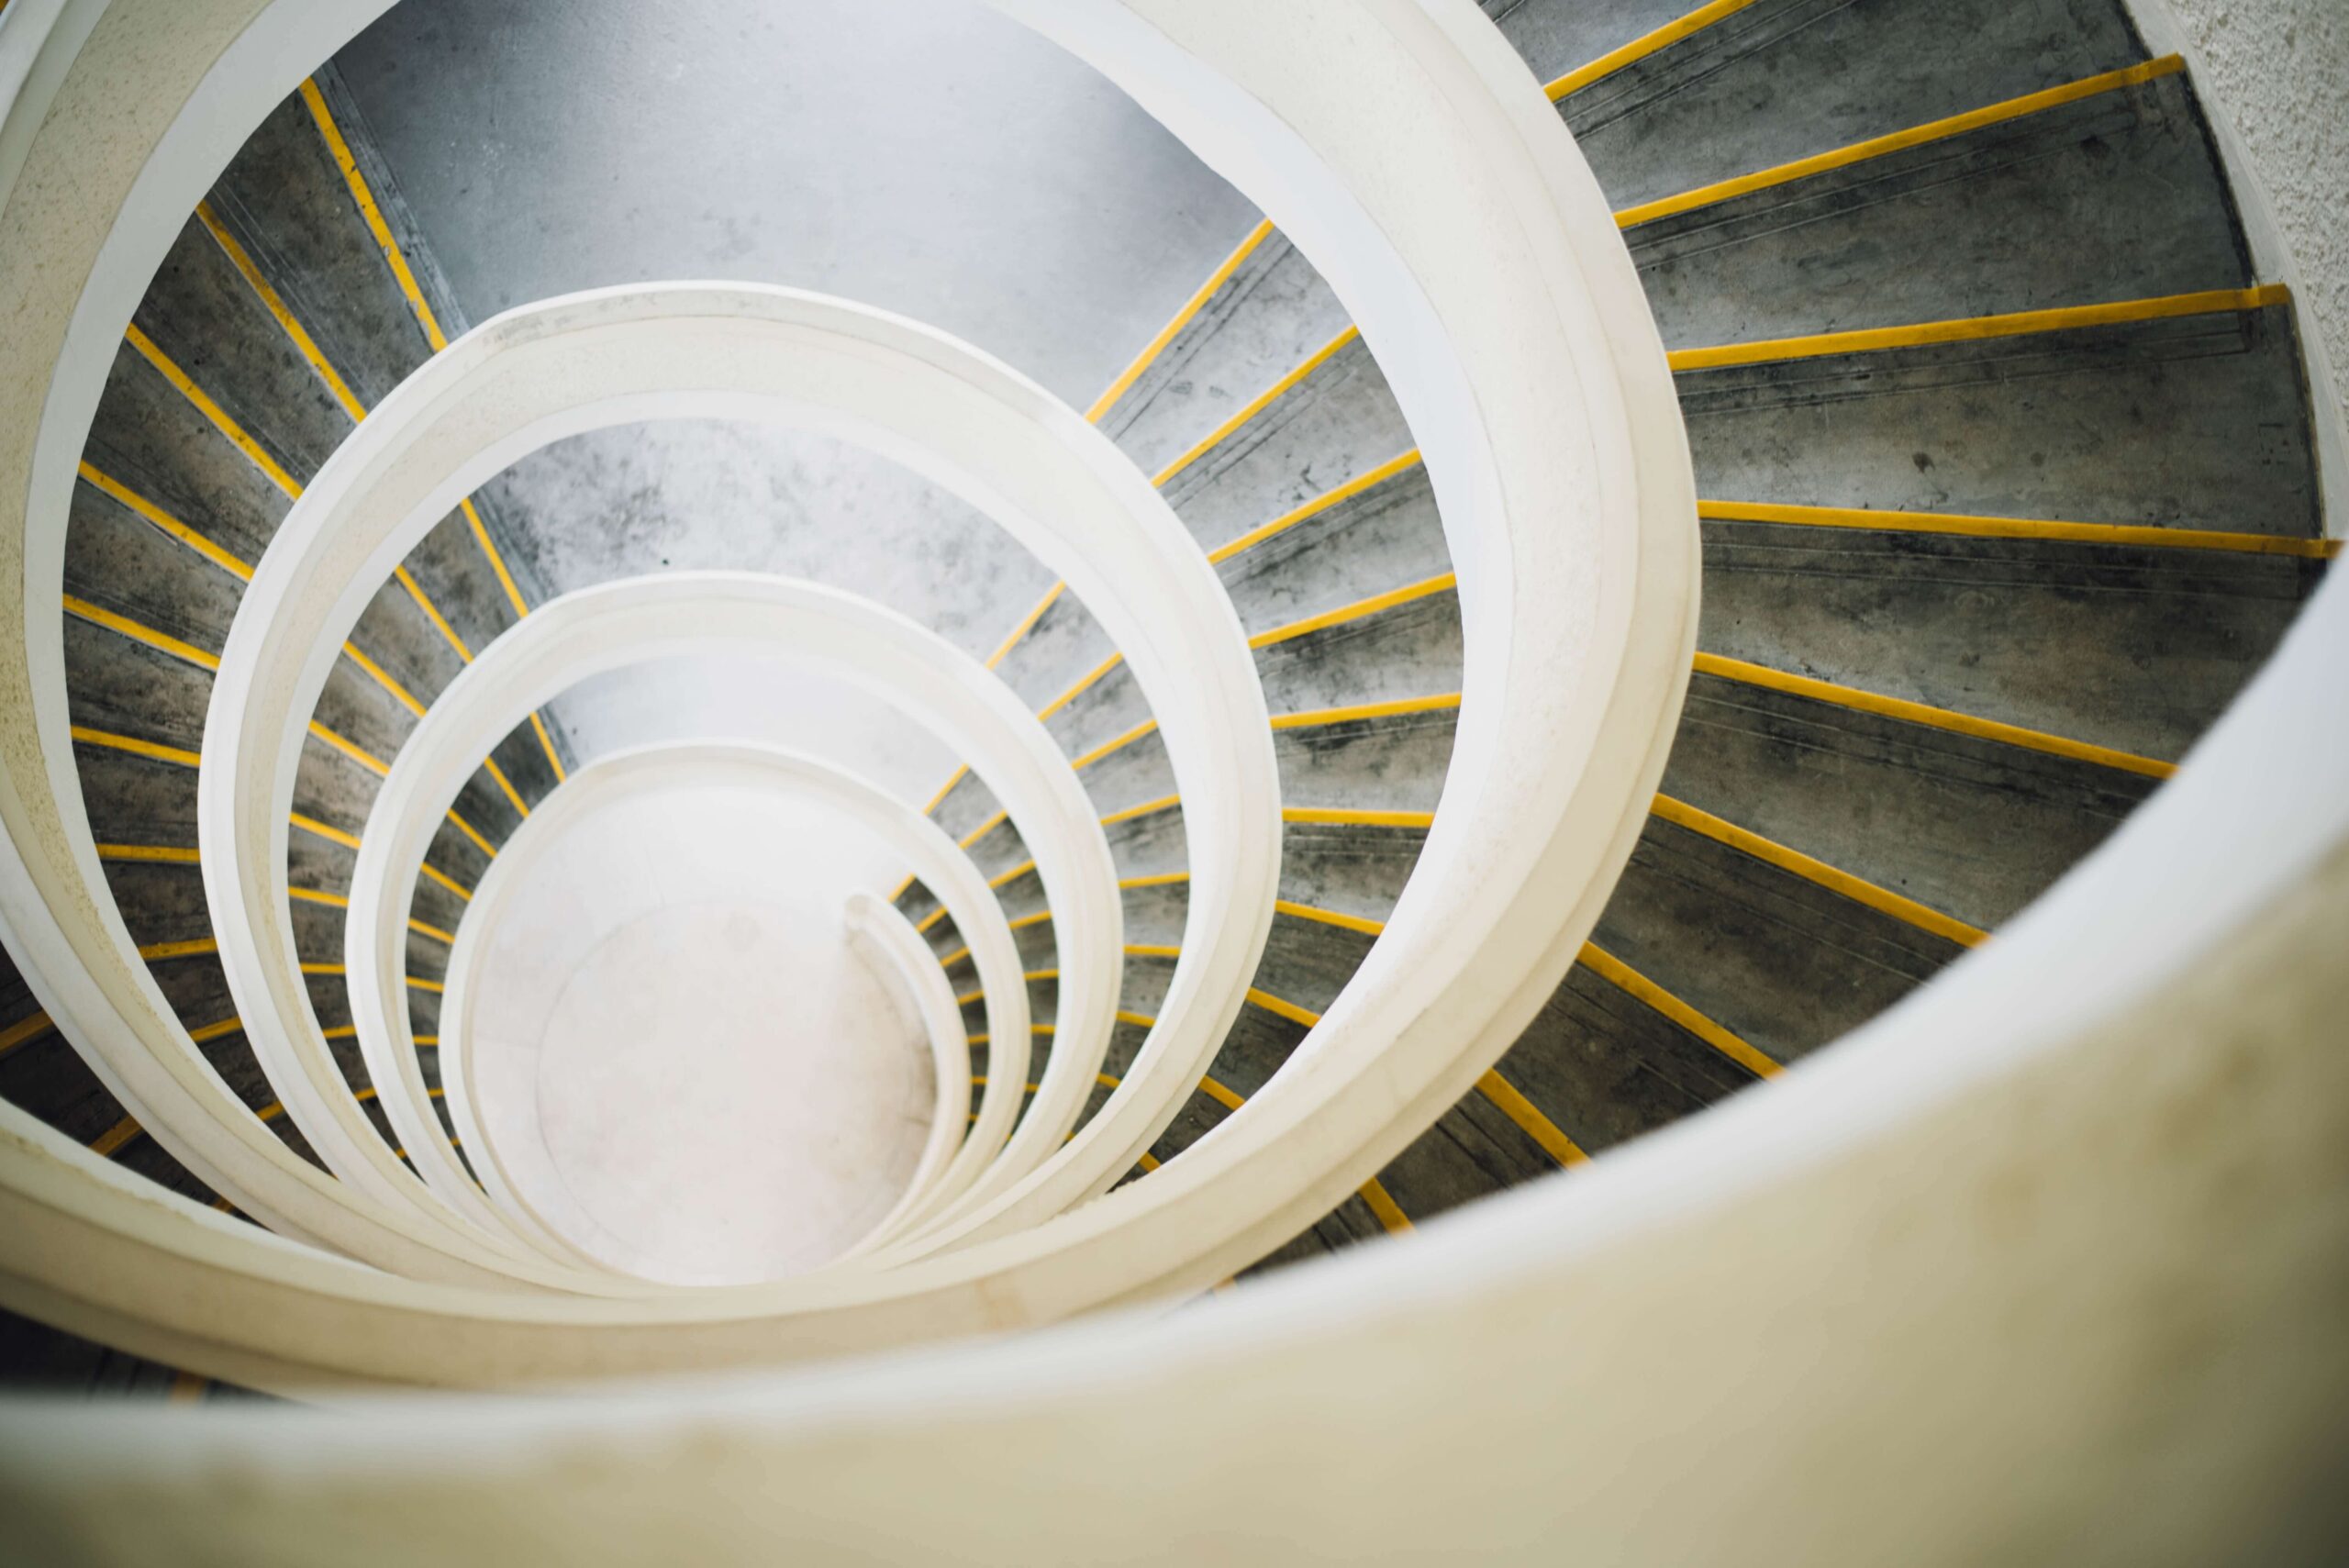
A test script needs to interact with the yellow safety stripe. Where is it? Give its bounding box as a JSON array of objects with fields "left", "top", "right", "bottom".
[
  {"left": 1269, "top": 692, "right": 1460, "bottom": 730},
  {"left": 986, "top": 584, "right": 1065, "bottom": 673},
  {"left": 1474, "top": 1070, "right": 1588, "bottom": 1166},
  {"left": 1618, "top": 57, "right": 2187, "bottom": 228},
  {"left": 121, "top": 325, "right": 301, "bottom": 498},
  {"left": 61, "top": 595, "right": 216, "bottom": 669},
  {"left": 195, "top": 200, "right": 367, "bottom": 420},
  {"left": 1358, "top": 1178, "right": 1414, "bottom": 1234},
  {"left": 1698, "top": 497, "right": 2341, "bottom": 560},
  {"left": 1036, "top": 651, "right": 1125, "bottom": 723},
  {"left": 137, "top": 937, "right": 217, "bottom": 962},
  {"left": 0, "top": 1011, "right": 54, "bottom": 1059},
  {"left": 1579, "top": 940, "right": 1778, "bottom": 1079},
  {"left": 98, "top": 844, "right": 201, "bottom": 864},
  {"left": 71, "top": 725, "right": 198, "bottom": 768},
  {"left": 1650, "top": 794, "right": 1987, "bottom": 948},
  {"left": 1545, "top": 0, "right": 1763, "bottom": 101},
  {"left": 298, "top": 77, "right": 450, "bottom": 351},
  {"left": 1100, "top": 794, "right": 1180, "bottom": 827},
  {"left": 1072, "top": 719, "right": 1159, "bottom": 773},
  {"left": 527, "top": 713, "right": 566, "bottom": 786},
  {"left": 1085, "top": 217, "right": 1276, "bottom": 420},
  {"left": 393, "top": 564, "right": 473, "bottom": 662},
  {"left": 1208, "top": 450, "right": 1424, "bottom": 565},
  {"left": 88, "top": 1116, "right": 143, "bottom": 1157},
  {"left": 1274, "top": 899, "right": 1385, "bottom": 936},
  {"left": 76, "top": 462, "right": 252, "bottom": 581},
  {"left": 1694, "top": 651, "right": 2176, "bottom": 778},
  {"left": 1668, "top": 285, "right": 2292, "bottom": 373},
  {"left": 1245, "top": 987, "right": 1319, "bottom": 1029},
  {"left": 1152, "top": 327, "right": 1360, "bottom": 491},
  {"left": 1248, "top": 573, "right": 1456, "bottom": 651},
  {"left": 1283, "top": 806, "right": 1433, "bottom": 829}
]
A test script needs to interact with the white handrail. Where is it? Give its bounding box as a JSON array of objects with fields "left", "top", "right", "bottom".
[{"left": 842, "top": 893, "right": 973, "bottom": 1236}]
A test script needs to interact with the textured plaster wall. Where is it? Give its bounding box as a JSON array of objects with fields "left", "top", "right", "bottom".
[{"left": 2129, "top": 0, "right": 2349, "bottom": 522}]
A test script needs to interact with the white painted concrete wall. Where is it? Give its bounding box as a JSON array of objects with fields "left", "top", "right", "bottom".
[{"left": 2128, "top": 0, "right": 2349, "bottom": 528}]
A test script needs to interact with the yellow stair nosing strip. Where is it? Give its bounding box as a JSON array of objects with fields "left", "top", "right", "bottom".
[
  {"left": 1668, "top": 285, "right": 2292, "bottom": 374},
  {"left": 76, "top": 462, "right": 255, "bottom": 581},
  {"left": 1274, "top": 899, "right": 1386, "bottom": 937},
  {"left": 1268, "top": 692, "right": 1462, "bottom": 730},
  {"left": 62, "top": 595, "right": 219, "bottom": 672},
  {"left": 121, "top": 323, "right": 303, "bottom": 499},
  {"left": 1085, "top": 217, "right": 1276, "bottom": 422},
  {"left": 1036, "top": 651, "right": 1127, "bottom": 724},
  {"left": 1207, "top": 449, "right": 1425, "bottom": 566},
  {"left": 1151, "top": 325, "right": 1361, "bottom": 491},
  {"left": 958, "top": 810, "right": 1009, "bottom": 851},
  {"left": 0, "top": 1010, "right": 56, "bottom": 1057},
  {"left": 1072, "top": 720, "right": 1159, "bottom": 773},
  {"left": 526, "top": 710, "right": 565, "bottom": 786},
  {"left": 97, "top": 843, "right": 202, "bottom": 864},
  {"left": 1691, "top": 652, "right": 2176, "bottom": 778},
  {"left": 71, "top": 725, "right": 200, "bottom": 770},
  {"left": 300, "top": 76, "right": 450, "bottom": 353},
  {"left": 137, "top": 938, "right": 217, "bottom": 962},
  {"left": 1475, "top": 1069, "right": 1588, "bottom": 1166},
  {"left": 1650, "top": 795, "right": 1987, "bottom": 949},
  {"left": 986, "top": 582, "right": 1065, "bottom": 673},
  {"left": 1698, "top": 497, "right": 2343, "bottom": 559},
  {"left": 1545, "top": 0, "right": 1764, "bottom": 101},
  {"left": 1357, "top": 1176, "right": 1413, "bottom": 1234},
  {"left": 1618, "top": 56, "right": 2186, "bottom": 228},
  {"left": 1248, "top": 573, "right": 1458, "bottom": 651},
  {"left": 1579, "top": 940, "right": 1779, "bottom": 1080},
  {"left": 1244, "top": 987, "right": 1320, "bottom": 1029},
  {"left": 1282, "top": 806, "right": 1433, "bottom": 829},
  {"left": 306, "top": 721, "right": 391, "bottom": 779},
  {"left": 1100, "top": 794, "right": 1180, "bottom": 828},
  {"left": 393, "top": 564, "right": 473, "bottom": 663},
  {"left": 481, "top": 756, "right": 532, "bottom": 819},
  {"left": 195, "top": 197, "right": 368, "bottom": 422}
]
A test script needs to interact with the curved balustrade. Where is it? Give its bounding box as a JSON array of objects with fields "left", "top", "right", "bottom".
[
  {"left": 841, "top": 893, "right": 974, "bottom": 1239},
  {"left": 203, "top": 285, "right": 1282, "bottom": 1271},
  {"left": 376, "top": 589, "right": 1084, "bottom": 1261},
  {"left": 0, "top": 0, "right": 1692, "bottom": 1386}
]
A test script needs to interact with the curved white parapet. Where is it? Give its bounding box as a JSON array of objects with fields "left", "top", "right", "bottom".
[
  {"left": 197, "top": 283, "right": 1279, "bottom": 1268},
  {"left": 351, "top": 578, "right": 1087, "bottom": 1256},
  {"left": 0, "top": 0, "right": 1693, "bottom": 1382},
  {"left": 841, "top": 894, "right": 972, "bottom": 1241},
  {"left": 438, "top": 740, "right": 1019, "bottom": 1266}
]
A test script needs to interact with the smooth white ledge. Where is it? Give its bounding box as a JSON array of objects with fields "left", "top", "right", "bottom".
[{"left": 841, "top": 893, "right": 974, "bottom": 1243}]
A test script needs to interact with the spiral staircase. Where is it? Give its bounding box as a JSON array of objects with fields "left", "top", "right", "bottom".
[{"left": 0, "top": 0, "right": 2342, "bottom": 1558}]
